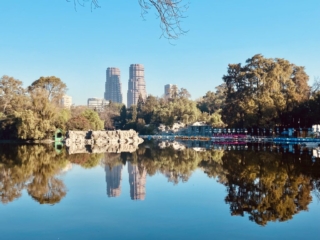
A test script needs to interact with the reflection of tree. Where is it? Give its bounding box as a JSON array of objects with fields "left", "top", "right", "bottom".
[
  {"left": 67, "top": 152, "right": 103, "bottom": 169},
  {"left": 123, "top": 143, "right": 225, "bottom": 184},
  {"left": 0, "top": 169, "right": 24, "bottom": 204},
  {"left": 221, "top": 149, "right": 315, "bottom": 226},
  {"left": 28, "top": 177, "right": 66, "bottom": 205},
  {"left": 0, "top": 144, "right": 68, "bottom": 205}
]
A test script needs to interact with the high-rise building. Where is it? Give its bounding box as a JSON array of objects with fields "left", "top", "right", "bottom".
[
  {"left": 128, "top": 162, "right": 146, "bottom": 200},
  {"left": 87, "top": 98, "right": 109, "bottom": 112},
  {"left": 164, "top": 84, "right": 178, "bottom": 99},
  {"left": 59, "top": 95, "right": 72, "bottom": 109},
  {"left": 105, "top": 164, "right": 123, "bottom": 197},
  {"left": 104, "top": 67, "right": 123, "bottom": 103},
  {"left": 127, "top": 64, "right": 147, "bottom": 107}
]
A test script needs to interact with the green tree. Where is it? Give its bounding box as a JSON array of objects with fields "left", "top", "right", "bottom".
[
  {"left": 197, "top": 84, "right": 226, "bottom": 114},
  {"left": 120, "top": 105, "right": 127, "bottom": 127},
  {"left": 82, "top": 109, "right": 104, "bottom": 130}
]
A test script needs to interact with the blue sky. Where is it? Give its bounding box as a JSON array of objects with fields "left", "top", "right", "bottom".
[{"left": 1, "top": 0, "right": 319, "bottom": 105}]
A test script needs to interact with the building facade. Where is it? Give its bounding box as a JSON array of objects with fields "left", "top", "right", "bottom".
[
  {"left": 87, "top": 98, "right": 109, "bottom": 112},
  {"left": 164, "top": 84, "right": 178, "bottom": 99},
  {"left": 127, "top": 64, "right": 147, "bottom": 107},
  {"left": 104, "top": 67, "right": 123, "bottom": 103},
  {"left": 60, "top": 95, "right": 72, "bottom": 109}
]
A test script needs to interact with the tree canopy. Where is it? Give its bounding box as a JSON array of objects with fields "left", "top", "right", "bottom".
[{"left": 221, "top": 54, "right": 310, "bottom": 128}]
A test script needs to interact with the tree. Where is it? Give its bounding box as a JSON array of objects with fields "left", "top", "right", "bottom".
[
  {"left": 197, "top": 84, "right": 226, "bottom": 114},
  {"left": 141, "top": 95, "right": 159, "bottom": 124},
  {"left": 222, "top": 54, "right": 310, "bottom": 127},
  {"left": 120, "top": 105, "right": 127, "bottom": 127},
  {"left": 66, "top": 115, "right": 91, "bottom": 130},
  {"left": 82, "top": 109, "right": 104, "bottom": 130},
  {"left": 0, "top": 75, "right": 26, "bottom": 115},
  {"left": 178, "top": 88, "right": 191, "bottom": 99},
  {"left": 99, "top": 102, "right": 123, "bottom": 130},
  {"left": 131, "top": 105, "right": 138, "bottom": 122},
  {"left": 28, "top": 76, "right": 67, "bottom": 104},
  {"left": 67, "top": 0, "right": 188, "bottom": 40},
  {"left": 14, "top": 88, "right": 58, "bottom": 139}
]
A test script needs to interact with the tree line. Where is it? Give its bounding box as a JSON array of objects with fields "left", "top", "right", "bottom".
[
  {"left": 1, "top": 54, "right": 319, "bottom": 140},
  {"left": 0, "top": 75, "right": 103, "bottom": 140}
]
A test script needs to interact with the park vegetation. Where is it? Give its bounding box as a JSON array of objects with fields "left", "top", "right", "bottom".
[{"left": 1, "top": 54, "right": 319, "bottom": 140}]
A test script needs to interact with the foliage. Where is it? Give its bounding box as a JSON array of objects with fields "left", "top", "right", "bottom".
[
  {"left": 28, "top": 76, "right": 67, "bottom": 104},
  {"left": 0, "top": 75, "right": 27, "bottom": 116},
  {"left": 82, "top": 109, "right": 104, "bottom": 130},
  {"left": 99, "top": 102, "right": 123, "bottom": 129},
  {"left": 197, "top": 84, "right": 226, "bottom": 114},
  {"left": 67, "top": 153, "right": 103, "bottom": 169},
  {"left": 66, "top": 115, "right": 91, "bottom": 131},
  {"left": 14, "top": 89, "right": 58, "bottom": 140},
  {"left": 221, "top": 54, "right": 310, "bottom": 127}
]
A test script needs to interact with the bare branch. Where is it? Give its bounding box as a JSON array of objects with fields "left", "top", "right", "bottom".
[
  {"left": 66, "top": 0, "right": 100, "bottom": 11},
  {"left": 311, "top": 76, "right": 320, "bottom": 97},
  {"left": 139, "top": 0, "right": 189, "bottom": 40},
  {"left": 66, "top": 0, "right": 188, "bottom": 40}
]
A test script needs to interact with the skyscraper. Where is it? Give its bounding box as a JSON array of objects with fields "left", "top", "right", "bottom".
[
  {"left": 105, "top": 67, "right": 123, "bottom": 103},
  {"left": 127, "top": 64, "right": 147, "bottom": 107}
]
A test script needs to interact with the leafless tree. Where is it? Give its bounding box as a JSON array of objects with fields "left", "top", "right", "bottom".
[
  {"left": 311, "top": 76, "right": 320, "bottom": 96},
  {"left": 66, "top": 0, "right": 188, "bottom": 40}
]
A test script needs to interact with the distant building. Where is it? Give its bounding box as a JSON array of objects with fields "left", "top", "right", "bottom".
[
  {"left": 127, "top": 64, "right": 147, "bottom": 107},
  {"left": 87, "top": 98, "right": 109, "bottom": 112},
  {"left": 104, "top": 67, "right": 123, "bottom": 104},
  {"left": 164, "top": 84, "right": 178, "bottom": 99},
  {"left": 60, "top": 95, "right": 72, "bottom": 109}
]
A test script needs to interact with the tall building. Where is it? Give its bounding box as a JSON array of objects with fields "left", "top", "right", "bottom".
[
  {"left": 128, "top": 162, "right": 146, "bottom": 200},
  {"left": 87, "top": 98, "right": 109, "bottom": 112},
  {"left": 104, "top": 67, "right": 123, "bottom": 103},
  {"left": 60, "top": 95, "right": 72, "bottom": 109},
  {"left": 105, "top": 164, "right": 123, "bottom": 197},
  {"left": 164, "top": 84, "right": 178, "bottom": 99},
  {"left": 127, "top": 64, "right": 147, "bottom": 107}
]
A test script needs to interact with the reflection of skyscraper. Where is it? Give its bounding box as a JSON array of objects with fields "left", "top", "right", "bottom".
[
  {"left": 105, "top": 67, "right": 123, "bottom": 103},
  {"left": 105, "top": 165, "right": 123, "bottom": 197},
  {"left": 127, "top": 162, "right": 146, "bottom": 200},
  {"left": 127, "top": 64, "right": 147, "bottom": 107}
]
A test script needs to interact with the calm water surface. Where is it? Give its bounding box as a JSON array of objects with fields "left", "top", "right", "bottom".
[{"left": 0, "top": 142, "right": 319, "bottom": 239}]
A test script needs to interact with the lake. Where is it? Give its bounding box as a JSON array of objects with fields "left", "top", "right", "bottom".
[{"left": 0, "top": 142, "right": 319, "bottom": 239}]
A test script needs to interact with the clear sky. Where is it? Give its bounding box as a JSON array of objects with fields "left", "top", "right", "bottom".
[{"left": 1, "top": 0, "right": 319, "bottom": 105}]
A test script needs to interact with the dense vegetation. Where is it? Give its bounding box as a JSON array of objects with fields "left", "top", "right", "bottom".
[{"left": 1, "top": 54, "right": 319, "bottom": 140}]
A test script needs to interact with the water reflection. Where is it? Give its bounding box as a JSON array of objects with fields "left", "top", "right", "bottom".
[
  {"left": 0, "top": 142, "right": 319, "bottom": 226},
  {"left": 0, "top": 144, "right": 68, "bottom": 205}
]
